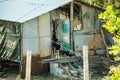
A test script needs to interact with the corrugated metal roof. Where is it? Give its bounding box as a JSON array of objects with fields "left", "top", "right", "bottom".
[{"left": 0, "top": 0, "right": 73, "bottom": 23}]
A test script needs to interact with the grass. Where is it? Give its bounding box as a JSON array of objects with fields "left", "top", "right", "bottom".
[{"left": 0, "top": 71, "right": 5, "bottom": 77}]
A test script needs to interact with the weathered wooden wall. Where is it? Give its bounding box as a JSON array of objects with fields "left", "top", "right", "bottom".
[{"left": 73, "top": 4, "right": 105, "bottom": 55}]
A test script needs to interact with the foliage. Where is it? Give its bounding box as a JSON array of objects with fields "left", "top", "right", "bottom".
[
  {"left": 99, "top": 6, "right": 120, "bottom": 34},
  {"left": 109, "top": 45, "right": 120, "bottom": 55},
  {"left": 109, "top": 65, "right": 120, "bottom": 80},
  {"left": 0, "top": 71, "right": 5, "bottom": 77},
  {"left": 98, "top": 5, "right": 120, "bottom": 80},
  {"left": 84, "top": 0, "right": 120, "bottom": 8},
  {"left": 15, "top": 75, "right": 21, "bottom": 80},
  {"left": 98, "top": 6, "right": 120, "bottom": 55}
]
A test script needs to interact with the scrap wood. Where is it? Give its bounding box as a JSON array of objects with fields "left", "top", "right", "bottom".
[
  {"left": 68, "top": 63, "right": 83, "bottom": 73},
  {"left": 39, "top": 56, "right": 81, "bottom": 63}
]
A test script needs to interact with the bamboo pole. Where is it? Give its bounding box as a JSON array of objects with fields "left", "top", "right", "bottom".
[
  {"left": 83, "top": 46, "right": 89, "bottom": 80},
  {"left": 70, "top": 2, "right": 74, "bottom": 50},
  {"left": 25, "top": 50, "right": 32, "bottom": 80}
]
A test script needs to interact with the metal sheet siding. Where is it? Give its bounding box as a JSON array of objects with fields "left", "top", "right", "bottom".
[
  {"left": 0, "top": 0, "right": 73, "bottom": 22},
  {"left": 23, "top": 17, "right": 40, "bottom": 55},
  {"left": 73, "top": 31, "right": 95, "bottom": 55},
  {"left": 38, "top": 13, "right": 51, "bottom": 57},
  {"left": 73, "top": 30, "right": 93, "bottom": 51}
]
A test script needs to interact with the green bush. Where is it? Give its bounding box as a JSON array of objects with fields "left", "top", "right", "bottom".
[{"left": 99, "top": 5, "right": 120, "bottom": 80}]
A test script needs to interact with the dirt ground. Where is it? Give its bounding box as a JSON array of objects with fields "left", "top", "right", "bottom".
[
  {"left": 0, "top": 66, "right": 104, "bottom": 80},
  {"left": 0, "top": 72, "right": 103, "bottom": 80},
  {"left": 0, "top": 61, "right": 106, "bottom": 80}
]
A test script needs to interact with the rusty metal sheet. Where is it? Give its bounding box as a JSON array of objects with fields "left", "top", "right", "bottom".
[
  {"left": 93, "top": 32, "right": 105, "bottom": 49},
  {"left": 21, "top": 55, "right": 49, "bottom": 77}
]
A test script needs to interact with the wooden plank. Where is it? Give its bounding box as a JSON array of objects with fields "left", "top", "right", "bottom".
[
  {"left": 100, "top": 29, "right": 107, "bottom": 46},
  {"left": 70, "top": 2, "right": 74, "bottom": 50},
  {"left": 74, "top": 1, "right": 82, "bottom": 6},
  {"left": 25, "top": 50, "right": 32, "bottom": 80},
  {"left": 40, "top": 56, "right": 81, "bottom": 63},
  {"left": 83, "top": 46, "right": 89, "bottom": 80},
  {"left": 100, "top": 29, "right": 109, "bottom": 59}
]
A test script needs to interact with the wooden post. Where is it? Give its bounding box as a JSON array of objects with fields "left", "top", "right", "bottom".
[
  {"left": 25, "top": 50, "right": 32, "bottom": 80},
  {"left": 83, "top": 46, "right": 89, "bottom": 80},
  {"left": 70, "top": 1, "right": 74, "bottom": 50},
  {"left": 100, "top": 29, "right": 109, "bottom": 59}
]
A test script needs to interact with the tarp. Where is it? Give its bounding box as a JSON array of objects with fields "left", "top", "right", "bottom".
[{"left": 0, "top": 21, "right": 20, "bottom": 62}]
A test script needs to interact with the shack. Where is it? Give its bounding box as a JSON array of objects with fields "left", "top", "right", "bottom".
[{"left": 0, "top": 0, "right": 112, "bottom": 76}]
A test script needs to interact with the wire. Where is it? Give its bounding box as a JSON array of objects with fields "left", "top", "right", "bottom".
[
  {"left": 20, "top": 17, "right": 109, "bottom": 56},
  {"left": 21, "top": 25, "right": 108, "bottom": 47},
  {"left": 20, "top": 24, "right": 83, "bottom": 58}
]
